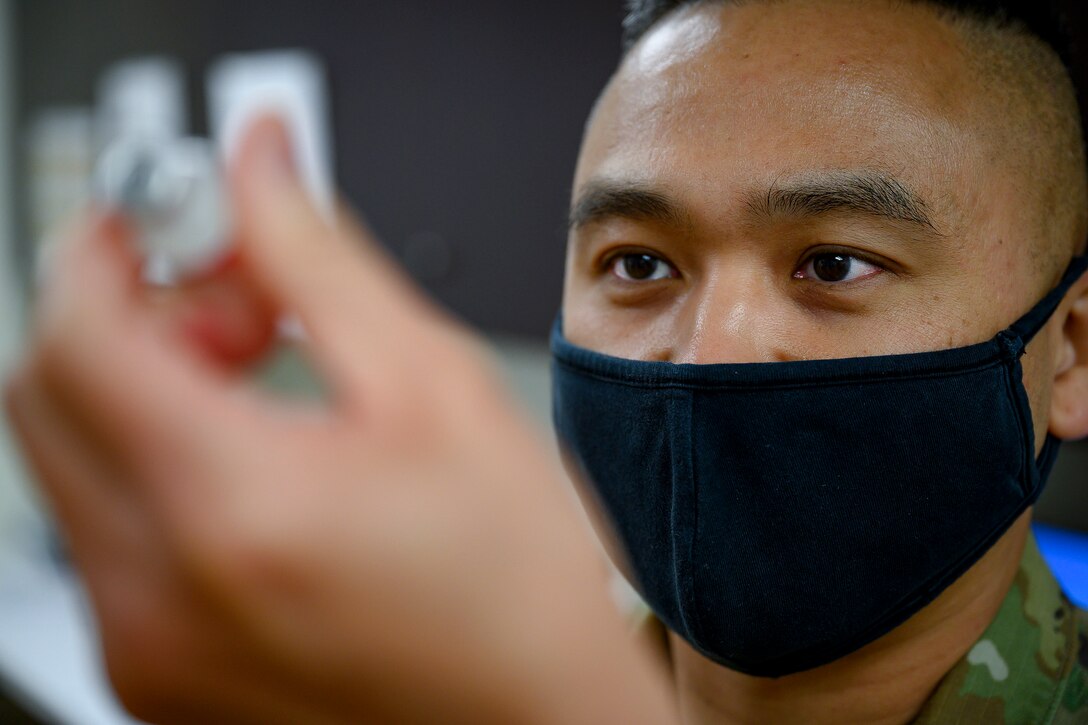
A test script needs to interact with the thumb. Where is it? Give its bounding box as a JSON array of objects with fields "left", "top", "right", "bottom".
[{"left": 229, "top": 117, "right": 437, "bottom": 401}]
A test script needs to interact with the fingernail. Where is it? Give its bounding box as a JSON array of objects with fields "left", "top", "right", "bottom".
[{"left": 252, "top": 118, "right": 297, "bottom": 181}]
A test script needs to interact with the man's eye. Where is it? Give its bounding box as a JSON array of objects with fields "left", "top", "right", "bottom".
[
  {"left": 609, "top": 253, "right": 678, "bottom": 282},
  {"left": 794, "top": 253, "right": 883, "bottom": 283}
]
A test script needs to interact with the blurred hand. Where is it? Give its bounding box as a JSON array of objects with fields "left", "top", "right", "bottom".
[{"left": 4, "top": 119, "right": 676, "bottom": 724}]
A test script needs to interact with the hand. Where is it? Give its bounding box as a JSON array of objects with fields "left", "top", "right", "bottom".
[{"left": 4, "top": 119, "right": 676, "bottom": 724}]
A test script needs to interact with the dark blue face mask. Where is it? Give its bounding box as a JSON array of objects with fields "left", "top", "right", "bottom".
[{"left": 551, "top": 256, "right": 1088, "bottom": 678}]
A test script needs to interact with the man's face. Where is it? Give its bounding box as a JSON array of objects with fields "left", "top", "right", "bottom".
[{"left": 563, "top": 0, "right": 1063, "bottom": 440}]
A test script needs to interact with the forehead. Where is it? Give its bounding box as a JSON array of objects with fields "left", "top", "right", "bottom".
[{"left": 578, "top": 0, "right": 982, "bottom": 223}]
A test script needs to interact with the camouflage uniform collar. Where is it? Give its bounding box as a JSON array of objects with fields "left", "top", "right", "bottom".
[{"left": 912, "top": 531, "right": 1088, "bottom": 724}]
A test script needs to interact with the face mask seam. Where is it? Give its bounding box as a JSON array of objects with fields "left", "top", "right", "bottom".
[{"left": 669, "top": 388, "right": 702, "bottom": 646}]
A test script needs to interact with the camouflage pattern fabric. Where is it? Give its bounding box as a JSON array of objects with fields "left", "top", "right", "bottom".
[{"left": 913, "top": 533, "right": 1088, "bottom": 724}]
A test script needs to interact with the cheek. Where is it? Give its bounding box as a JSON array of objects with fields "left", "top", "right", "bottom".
[
  {"left": 561, "top": 289, "right": 687, "bottom": 362},
  {"left": 561, "top": 246, "right": 685, "bottom": 360}
]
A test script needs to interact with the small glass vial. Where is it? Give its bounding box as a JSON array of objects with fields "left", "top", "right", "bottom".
[{"left": 93, "top": 137, "right": 231, "bottom": 284}]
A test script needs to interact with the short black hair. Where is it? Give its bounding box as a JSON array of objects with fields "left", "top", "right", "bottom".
[{"left": 621, "top": 0, "right": 1075, "bottom": 66}]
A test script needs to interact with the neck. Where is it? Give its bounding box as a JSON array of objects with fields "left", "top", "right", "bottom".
[{"left": 669, "top": 514, "right": 1031, "bottom": 725}]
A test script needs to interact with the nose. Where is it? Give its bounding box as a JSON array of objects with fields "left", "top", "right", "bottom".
[{"left": 668, "top": 269, "right": 790, "bottom": 365}]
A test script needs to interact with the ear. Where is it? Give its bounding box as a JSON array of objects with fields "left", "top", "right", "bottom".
[{"left": 1049, "top": 275, "right": 1088, "bottom": 440}]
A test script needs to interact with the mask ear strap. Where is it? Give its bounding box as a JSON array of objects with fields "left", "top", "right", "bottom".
[{"left": 1006, "top": 256, "right": 1088, "bottom": 346}]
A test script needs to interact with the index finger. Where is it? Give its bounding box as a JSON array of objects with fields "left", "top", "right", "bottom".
[{"left": 229, "top": 117, "right": 442, "bottom": 405}]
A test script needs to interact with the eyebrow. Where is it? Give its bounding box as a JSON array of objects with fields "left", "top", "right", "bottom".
[
  {"left": 569, "top": 171, "right": 944, "bottom": 236},
  {"left": 568, "top": 180, "right": 692, "bottom": 230},
  {"left": 749, "top": 171, "right": 941, "bottom": 232}
]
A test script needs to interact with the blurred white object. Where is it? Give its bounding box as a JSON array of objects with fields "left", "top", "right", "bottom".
[
  {"left": 209, "top": 49, "right": 334, "bottom": 341},
  {"left": 95, "top": 56, "right": 198, "bottom": 284},
  {"left": 95, "top": 56, "right": 186, "bottom": 146},
  {"left": 26, "top": 108, "right": 95, "bottom": 280},
  {"left": 0, "top": 544, "right": 144, "bottom": 725},
  {"left": 207, "top": 49, "right": 334, "bottom": 218},
  {"left": 93, "top": 137, "right": 231, "bottom": 284}
]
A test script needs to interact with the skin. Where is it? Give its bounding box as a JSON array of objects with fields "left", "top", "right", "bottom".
[
  {"left": 563, "top": 1, "right": 1088, "bottom": 724},
  {"left": 4, "top": 121, "right": 679, "bottom": 724}
]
